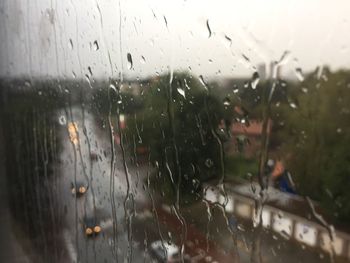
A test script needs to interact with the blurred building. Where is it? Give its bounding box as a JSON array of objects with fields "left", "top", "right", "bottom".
[{"left": 226, "top": 118, "right": 272, "bottom": 158}]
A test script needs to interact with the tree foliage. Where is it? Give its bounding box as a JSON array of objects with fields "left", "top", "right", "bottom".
[
  {"left": 273, "top": 69, "right": 350, "bottom": 222},
  {"left": 126, "top": 72, "right": 230, "bottom": 199}
]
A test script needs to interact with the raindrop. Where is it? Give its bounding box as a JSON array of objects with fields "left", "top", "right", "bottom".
[
  {"left": 295, "top": 68, "right": 304, "bottom": 82},
  {"left": 127, "top": 53, "right": 133, "bottom": 70},
  {"left": 24, "top": 81, "right": 32, "bottom": 88},
  {"left": 93, "top": 40, "right": 99, "bottom": 51},
  {"left": 301, "top": 87, "right": 308, "bottom": 93},
  {"left": 289, "top": 101, "right": 298, "bottom": 109},
  {"left": 223, "top": 97, "right": 230, "bottom": 106},
  {"left": 224, "top": 35, "right": 232, "bottom": 47},
  {"left": 68, "top": 39, "right": 73, "bottom": 50},
  {"left": 237, "top": 224, "right": 245, "bottom": 232},
  {"left": 242, "top": 54, "right": 250, "bottom": 63},
  {"left": 177, "top": 87, "right": 185, "bottom": 98},
  {"left": 336, "top": 128, "right": 342, "bottom": 133},
  {"left": 280, "top": 80, "right": 287, "bottom": 87},
  {"left": 233, "top": 84, "right": 239, "bottom": 94},
  {"left": 109, "top": 83, "right": 117, "bottom": 93},
  {"left": 140, "top": 56, "right": 146, "bottom": 64},
  {"left": 199, "top": 75, "right": 208, "bottom": 90},
  {"left": 58, "top": 115, "right": 66, "bottom": 125},
  {"left": 192, "top": 179, "right": 200, "bottom": 189},
  {"left": 184, "top": 79, "right": 191, "bottom": 90},
  {"left": 85, "top": 74, "right": 92, "bottom": 87},
  {"left": 251, "top": 72, "right": 260, "bottom": 89},
  {"left": 278, "top": 50, "right": 291, "bottom": 65},
  {"left": 206, "top": 19, "right": 212, "bottom": 38},
  {"left": 205, "top": 158, "right": 213, "bottom": 168},
  {"left": 163, "top": 15, "right": 168, "bottom": 29},
  {"left": 88, "top": 66, "right": 93, "bottom": 76}
]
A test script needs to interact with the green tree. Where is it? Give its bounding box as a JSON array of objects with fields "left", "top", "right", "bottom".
[
  {"left": 126, "top": 72, "right": 230, "bottom": 201},
  {"left": 273, "top": 69, "right": 350, "bottom": 222}
]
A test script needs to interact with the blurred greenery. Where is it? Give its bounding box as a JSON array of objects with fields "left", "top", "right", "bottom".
[
  {"left": 2, "top": 67, "right": 350, "bottom": 223},
  {"left": 225, "top": 155, "right": 259, "bottom": 180},
  {"left": 272, "top": 68, "right": 350, "bottom": 222},
  {"left": 125, "top": 72, "right": 231, "bottom": 202}
]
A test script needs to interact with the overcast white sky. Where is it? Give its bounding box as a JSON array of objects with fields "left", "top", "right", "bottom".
[{"left": 0, "top": 0, "right": 350, "bottom": 80}]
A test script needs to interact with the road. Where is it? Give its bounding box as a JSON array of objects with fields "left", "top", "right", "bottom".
[
  {"left": 56, "top": 106, "right": 152, "bottom": 263},
  {"left": 54, "top": 106, "right": 238, "bottom": 262}
]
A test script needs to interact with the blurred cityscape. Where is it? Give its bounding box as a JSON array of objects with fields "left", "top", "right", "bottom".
[{"left": 1, "top": 65, "right": 350, "bottom": 262}]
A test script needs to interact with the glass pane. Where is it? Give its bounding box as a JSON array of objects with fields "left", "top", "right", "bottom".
[{"left": 1, "top": 1, "right": 350, "bottom": 262}]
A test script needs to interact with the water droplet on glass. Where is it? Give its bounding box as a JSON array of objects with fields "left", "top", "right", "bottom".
[
  {"left": 251, "top": 72, "right": 260, "bottom": 89},
  {"left": 163, "top": 15, "right": 168, "bottom": 29},
  {"left": 127, "top": 53, "right": 133, "bottom": 70},
  {"left": 205, "top": 158, "right": 213, "bottom": 168},
  {"left": 237, "top": 224, "right": 245, "bottom": 232},
  {"left": 223, "top": 97, "right": 230, "bottom": 106},
  {"left": 24, "top": 81, "right": 32, "bottom": 88},
  {"left": 224, "top": 35, "right": 232, "bottom": 48},
  {"left": 177, "top": 87, "right": 185, "bottom": 98},
  {"left": 192, "top": 179, "right": 200, "bottom": 189},
  {"left": 206, "top": 19, "right": 212, "bottom": 38},
  {"left": 199, "top": 75, "right": 208, "bottom": 90},
  {"left": 278, "top": 50, "right": 291, "bottom": 65},
  {"left": 93, "top": 40, "right": 99, "bottom": 51},
  {"left": 109, "top": 83, "right": 117, "bottom": 93},
  {"left": 242, "top": 54, "right": 250, "bottom": 63},
  {"left": 68, "top": 39, "right": 73, "bottom": 50},
  {"left": 289, "top": 101, "right": 298, "bottom": 109},
  {"left": 295, "top": 68, "right": 304, "bottom": 82},
  {"left": 87, "top": 66, "right": 93, "bottom": 77},
  {"left": 58, "top": 115, "right": 66, "bottom": 125},
  {"left": 140, "top": 56, "right": 146, "bottom": 64},
  {"left": 184, "top": 79, "right": 191, "bottom": 90}
]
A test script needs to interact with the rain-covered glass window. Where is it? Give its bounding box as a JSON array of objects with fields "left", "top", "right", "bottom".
[{"left": 1, "top": 1, "right": 350, "bottom": 262}]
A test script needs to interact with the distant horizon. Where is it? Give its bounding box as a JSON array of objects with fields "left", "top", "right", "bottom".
[{"left": 0, "top": 63, "right": 346, "bottom": 84}]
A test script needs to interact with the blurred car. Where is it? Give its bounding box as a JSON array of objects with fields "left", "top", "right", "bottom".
[
  {"left": 82, "top": 215, "right": 102, "bottom": 237},
  {"left": 82, "top": 208, "right": 113, "bottom": 238},
  {"left": 150, "top": 241, "right": 190, "bottom": 263},
  {"left": 71, "top": 181, "right": 88, "bottom": 197}
]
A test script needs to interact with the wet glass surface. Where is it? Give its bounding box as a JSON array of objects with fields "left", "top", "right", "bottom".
[{"left": 1, "top": 1, "right": 350, "bottom": 262}]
